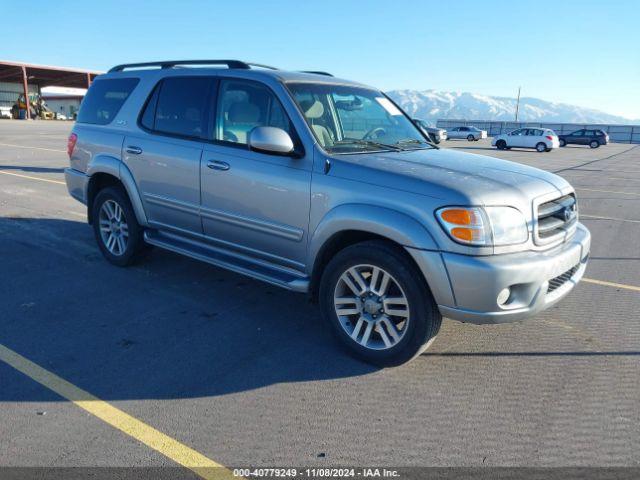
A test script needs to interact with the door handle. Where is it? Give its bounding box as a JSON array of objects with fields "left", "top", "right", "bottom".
[
  {"left": 126, "top": 146, "right": 143, "bottom": 155},
  {"left": 207, "top": 160, "right": 230, "bottom": 171}
]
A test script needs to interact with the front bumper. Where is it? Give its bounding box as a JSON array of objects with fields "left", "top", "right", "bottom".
[
  {"left": 408, "top": 223, "right": 591, "bottom": 324},
  {"left": 64, "top": 168, "right": 88, "bottom": 205}
]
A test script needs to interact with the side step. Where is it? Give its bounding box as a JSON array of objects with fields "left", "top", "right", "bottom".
[{"left": 144, "top": 230, "right": 310, "bottom": 293}]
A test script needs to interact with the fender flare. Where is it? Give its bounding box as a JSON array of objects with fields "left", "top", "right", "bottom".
[
  {"left": 86, "top": 155, "right": 148, "bottom": 226},
  {"left": 308, "top": 203, "right": 439, "bottom": 271}
]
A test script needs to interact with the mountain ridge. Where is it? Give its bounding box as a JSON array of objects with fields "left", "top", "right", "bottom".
[{"left": 386, "top": 89, "right": 638, "bottom": 125}]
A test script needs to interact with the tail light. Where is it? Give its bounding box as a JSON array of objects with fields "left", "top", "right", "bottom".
[
  {"left": 67, "top": 133, "right": 78, "bottom": 158},
  {"left": 545, "top": 135, "right": 553, "bottom": 141}
]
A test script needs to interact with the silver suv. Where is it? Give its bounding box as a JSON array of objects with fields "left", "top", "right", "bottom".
[{"left": 65, "top": 60, "right": 590, "bottom": 366}]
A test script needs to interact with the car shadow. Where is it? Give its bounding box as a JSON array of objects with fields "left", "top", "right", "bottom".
[
  {"left": 0, "top": 164, "right": 65, "bottom": 173},
  {"left": 0, "top": 216, "right": 376, "bottom": 403}
]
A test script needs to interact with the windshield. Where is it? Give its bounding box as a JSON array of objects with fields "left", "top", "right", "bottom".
[{"left": 287, "top": 83, "right": 432, "bottom": 154}]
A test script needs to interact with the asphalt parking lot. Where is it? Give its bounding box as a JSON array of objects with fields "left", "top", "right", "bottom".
[{"left": 1, "top": 121, "right": 639, "bottom": 475}]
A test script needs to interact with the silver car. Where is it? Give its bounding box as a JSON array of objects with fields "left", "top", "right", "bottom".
[
  {"left": 65, "top": 60, "right": 590, "bottom": 366},
  {"left": 447, "top": 125, "right": 488, "bottom": 141}
]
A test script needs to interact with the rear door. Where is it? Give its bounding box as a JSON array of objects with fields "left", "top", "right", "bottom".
[
  {"left": 199, "top": 78, "right": 312, "bottom": 271},
  {"left": 123, "top": 76, "right": 215, "bottom": 234},
  {"left": 569, "top": 129, "right": 586, "bottom": 145},
  {"left": 526, "top": 128, "right": 544, "bottom": 148}
]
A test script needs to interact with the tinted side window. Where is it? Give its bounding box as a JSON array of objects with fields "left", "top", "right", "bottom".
[
  {"left": 77, "top": 78, "right": 139, "bottom": 125},
  {"left": 153, "top": 77, "right": 212, "bottom": 138},
  {"left": 215, "top": 79, "right": 294, "bottom": 145}
]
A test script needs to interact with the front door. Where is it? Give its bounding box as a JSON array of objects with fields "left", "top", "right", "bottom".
[
  {"left": 124, "top": 76, "right": 215, "bottom": 234},
  {"left": 200, "top": 78, "right": 312, "bottom": 271}
]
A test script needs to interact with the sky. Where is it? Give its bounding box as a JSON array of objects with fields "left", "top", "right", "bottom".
[{"left": 2, "top": 0, "right": 639, "bottom": 119}]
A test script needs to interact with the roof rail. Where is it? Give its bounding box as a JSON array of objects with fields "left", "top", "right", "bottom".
[
  {"left": 301, "top": 71, "right": 333, "bottom": 77},
  {"left": 108, "top": 60, "right": 273, "bottom": 73}
]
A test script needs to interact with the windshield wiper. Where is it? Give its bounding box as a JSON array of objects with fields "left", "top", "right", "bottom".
[
  {"left": 395, "top": 138, "right": 439, "bottom": 150},
  {"left": 334, "top": 139, "right": 404, "bottom": 151}
]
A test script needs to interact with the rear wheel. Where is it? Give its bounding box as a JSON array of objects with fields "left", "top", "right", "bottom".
[
  {"left": 92, "top": 186, "right": 146, "bottom": 267},
  {"left": 319, "top": 241, "right": 441, "bottom": 367},
  {"left": 467, "top": 134, "right": 475, "bottom": 141},
  {"left": 559, "top": 138, "right": 566, "bottom": 147},
  {"left": 496, "top": 140, "right": 507, "bottom": 150},
  {"left": 590, "top": 140, "right": 600, "bottom": 148},
  {"left": 536, "top": 142, "right": 547, "bottom": 152}
]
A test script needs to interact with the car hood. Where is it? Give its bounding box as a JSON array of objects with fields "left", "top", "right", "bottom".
[{"left": 329, "top": 148, "right": 571, "bottom": 210}]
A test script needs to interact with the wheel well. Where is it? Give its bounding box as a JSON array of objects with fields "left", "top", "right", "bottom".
[
  {"left": 309, "top": 230, "right": 412, "bottom": 302},
  {"left": 87, "top": 173, "right": 123, "bottom": 224}
]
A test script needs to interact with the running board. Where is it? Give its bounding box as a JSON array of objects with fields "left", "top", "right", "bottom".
[{"left": 144, "top": 230, "right": 310, "bottom": 293}]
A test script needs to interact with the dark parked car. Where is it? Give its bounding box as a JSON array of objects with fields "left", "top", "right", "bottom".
[{"left": 558, "top": 129, "right": 609, "bottom": 148}]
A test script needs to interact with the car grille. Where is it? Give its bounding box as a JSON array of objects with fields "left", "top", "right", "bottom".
[
  {"left": 536, "top": 193, "right": 578, "bottom": 243},
  {"left": 547, "top": 264, "right": 579, "bottom": 293}
]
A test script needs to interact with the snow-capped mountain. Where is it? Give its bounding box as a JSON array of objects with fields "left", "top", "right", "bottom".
[{"left": 386, "top": 89, "right": 637, "bottom": 124}]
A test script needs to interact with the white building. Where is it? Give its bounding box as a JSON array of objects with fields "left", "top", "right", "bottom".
[{"left": 41, "top": 86, "right": 86, "bottom": 119}]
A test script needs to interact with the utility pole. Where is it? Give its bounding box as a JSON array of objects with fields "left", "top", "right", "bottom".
[{"left": 515, "top": 86, "right": 521, "bottom": 122}]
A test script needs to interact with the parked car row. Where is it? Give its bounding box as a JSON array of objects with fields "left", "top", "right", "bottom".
[
  {"left": 412, "top": 118, "right": 611, "bottom": 153},
  {"left": 492, "top": 127, "right": 609, "bottom": 152}
]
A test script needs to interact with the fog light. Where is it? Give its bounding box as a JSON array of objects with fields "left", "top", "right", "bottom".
[{"left": 497, "top": 288, "right": 511, "bottom": 306}]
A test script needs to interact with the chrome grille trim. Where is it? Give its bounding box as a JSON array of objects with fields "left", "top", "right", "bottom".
[{"left": 534, "top": 193, "right": 578, "bottom": 246}]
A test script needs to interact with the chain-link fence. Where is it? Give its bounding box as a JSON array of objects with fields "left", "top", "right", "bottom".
[{"left": 435, "top": 119, "right": 640, "bottom": 144}]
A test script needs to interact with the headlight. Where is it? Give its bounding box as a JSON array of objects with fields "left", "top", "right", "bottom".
[{"left": 436, "top": 206, "right": 528, "bottom": 246}]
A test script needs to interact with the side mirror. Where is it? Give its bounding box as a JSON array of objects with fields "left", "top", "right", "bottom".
[{"left": 248, "top": 127, "right": 295, "bottom": 156}]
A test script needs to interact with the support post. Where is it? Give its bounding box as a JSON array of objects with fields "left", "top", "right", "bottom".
[
  {"left": 86, "top": 73, "right": 92, "bottom": 88},
  {"left": 21, "top": 66, "right": 30, "bottom": 120}
]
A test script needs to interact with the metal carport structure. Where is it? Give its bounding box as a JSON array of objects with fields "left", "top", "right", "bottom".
[{"left": 0, "top": 60, "right": 102, "bottom": 119}]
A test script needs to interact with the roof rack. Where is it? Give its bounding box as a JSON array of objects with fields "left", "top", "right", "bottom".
[
  {"left": 301, "top": 71, "right": 333, "bottom": 77},
  {"left": 108, "top": 60, "right": 279, "bottom": 73}
]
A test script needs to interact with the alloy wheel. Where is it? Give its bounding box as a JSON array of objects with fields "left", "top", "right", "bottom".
[
  {"left": 333, "top": 264, "right": 410, "bottom": 350},
  {"left": 98, "top": 199, "right": 129, "bottom": 256}
]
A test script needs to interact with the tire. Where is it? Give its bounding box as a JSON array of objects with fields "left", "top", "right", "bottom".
[
  {"left": 496, "top": 140, "right": 507, "bottom": 150},
  {"left": 467, "top": 134, "right": 474, "bottom": 141},
  {"left": 92, "top": 186, "right": 146, "bottom": 267},
  {"left": 319, "top": 240, "right": 442, "bottom": 367},
  {"left": 536, "top": 142, "right": 547, "bottom": 153},
  {"left": 559, "top": 138, "right": 566, "bottom": 147},
  {"left": 590, "top": 140, "right": 600, "bottom": 148}
]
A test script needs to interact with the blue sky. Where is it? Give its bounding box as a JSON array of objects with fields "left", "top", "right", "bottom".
[{"left": 2, "top": 0, "right": 638, "bottom": 119}]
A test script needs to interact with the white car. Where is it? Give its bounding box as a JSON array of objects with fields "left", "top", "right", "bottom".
[
  {"left": 447, "top": 126, "right": 487, "bottom": 141},
  {"left": 492, "top": 128, "right": 559, "bottom": 153},
  {"left": 0, "top": 106, "right": 12, "bottom": 119}
]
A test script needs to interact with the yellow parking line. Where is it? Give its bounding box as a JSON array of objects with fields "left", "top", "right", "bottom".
[
  {"left": 0, "top": 142, "right": 66, "bottom": 153},
  {"left": 580, "top": 214, "right": 640, "bottom": 224},
  {"left": 0, "top": 344, "right": 236, "bottom": 480},
  {"left": 582, "top": 277, "right": 640, "bottom": 293},
  {"left": 576, "top": 187, "right": 640, "bottom": 197},
  {"left": 0, "top": 169, "right": 66, "bottom": 185}
]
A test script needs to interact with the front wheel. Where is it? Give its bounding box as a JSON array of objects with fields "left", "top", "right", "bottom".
[
  {"left": 590, "top": 140, "right": 600, "bottom": 148},
  {"left": 496, "top": 140, "right": 507, "bottom": 150},
  {"left": 559, "top": 138, "right": 566, "bottom": 147},
  {"left": 319, "top": 241, "right": 442, "bottom": 367},
  {"left": 467, "top": 134, "right": 475, "bottom": 141},
  {"left": 536, "top": 142, "right": 547, "bottom": 152},
  {"left": 92, "top": 186, "right": 146, "bottom": 267}
]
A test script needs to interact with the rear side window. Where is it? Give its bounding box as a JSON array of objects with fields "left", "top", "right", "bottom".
[
  {"left": 77, "top": 78, "right": 139, "bottom": 125},
  {"left": 143, "top": 77, "right": 213, "bottom": 138}
]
